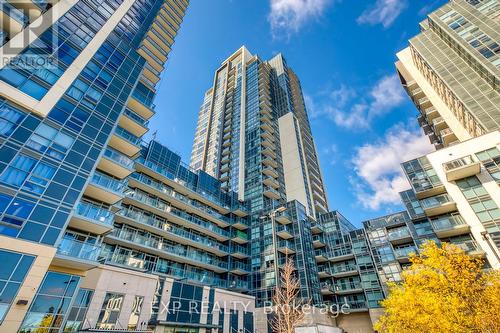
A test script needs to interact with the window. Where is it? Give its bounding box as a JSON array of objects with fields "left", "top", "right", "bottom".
[
  {"left": 19, "top": 272, "right": 80, "bottom": 333},
  {"left": 63, "top": 288, "right": 93, "bottom": 332},
  {"left": 0, "top": 250, "right": 35, "bottom": 323},
  {"left": 127, "top": 295, "right": 144, "bottom": 330},
  {"left": 476, "top": 147, "right": 500, "bottom": 184},
  {"left": 96, "top": 293, "right": 124, "bottom": 329},
  {"left": 0, "top": 154, "right": 36, "bottom": 187},
  {"left": 27, "top": 123, "right": 75, "bottom": 160}
]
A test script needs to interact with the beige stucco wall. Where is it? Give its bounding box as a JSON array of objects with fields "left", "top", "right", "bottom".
[
  {"left": 278, "top": 113, "right": 311, "bottom": 215},
  {"left": 0, "top": 236, "right": 56, "bottom": 333},
  {"left": 80, "top": 264, "right": 159, "bottom": 330},
  {"left": 336, "top": 312, "right": 375, "bottom": 333},
  {"left": 425, "top": 130, "right": 500, "bottom": 268}
]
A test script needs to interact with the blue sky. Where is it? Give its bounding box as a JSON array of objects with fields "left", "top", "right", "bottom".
[{"left": 148, "top": 0, "right": 447, "bottom": 226}]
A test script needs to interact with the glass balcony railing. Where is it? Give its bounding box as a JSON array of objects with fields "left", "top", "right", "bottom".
[
  {"left": 115, "top": 126, "right": 141, "bottom": 146},
  {"left": 334, "top": 282, "right": 363, "bottom": 292},
  {"left": 123, "top": 109, "right": 149, "bottom": 127},
  {"left": 130, "top": 173, "right": 231, "bottom": 224},
  {"left": 91, "top": 171, "right": 126, "bottom": 193},
  {"left": 312, "top": 234, "right": 325, "bottom": 243},
  {"left": 112, "top": 228, "right": 228, "bottom": 269},
  {"left": 106, "top": 252, "right": 230, "bottom": 288},
  {"left": 57, "top": 237, "right": 100, "bottom": 261},
  {"left": 430, "top": 214, "right": 466, "bottom": 232},
  {"left": 321, "top": 282, "right": 334, "bottom": 291},
  {"left": 394, "top": 246, "right": 417, "bottom": 258},
  {"left": 125, "top": 190, "right": 229, "bottom": 238},
  {"left": 75, "top": 201, "right": 114, "bottom": 226},
  {"left": 232, "top": 230, "right": 248, "bottom": 240},
  {"left": 279, "top": 240, "right": 295, "bottom": 250},
  {"left": 387, "top": 227, "right": 411, "bottom": 241},
  {"left": 117, "top": 207, "right": 228, "bottom": 253},
  {"left": 230, "top": 261, "right": 250, "bottom": 272},
  {"left": 136, "top": 158, "right": 231, "bottom": 210},
  {"left": 443, "top": 155, "right": 476, "bottom": 171},
  {"left": 332, "top": 264, "right": 358, "bottom": 274},
  {"left": 276, "top": 224, "right": 293, "bottom": 234},
  {"left": 345, "top": 300, "right": 368, "bottom": 310},
  {"left": 451, "top": 239, "right": 482, "bottom": 254},
  {"left": 103, "top": 148, "right": 134, "bottom": 169},
  {"left": 420, "top": 194, "right": 454, "bottom": 210},
  {"left": 317, "top": 264, "right": 331, "bottom": 273},
  {"left": 231, "top": 244, "right": 250, "bottom": 255},
  {"left": 330, "top": 247, "right": 353, "bottom": 258}
]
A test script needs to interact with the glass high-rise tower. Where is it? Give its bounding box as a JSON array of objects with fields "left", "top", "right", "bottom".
[
  {"left": 395, "top": 0, "right": 500, "bottom": 149},
  {"left": 190, "top": 46, "right": 329, "bottom": 309}
]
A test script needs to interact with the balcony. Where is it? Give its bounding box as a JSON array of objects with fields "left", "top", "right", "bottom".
[
  {"left": 262, "top": 157, "right": 278, "bottom": 168},
  {"left": 262, "top": 147, "right": 277, "bottom": 159},
  {"left": 411, "top": 177, "right": 446, "bottom": 200},
  {"left": 263, "top": 166, "right": 279, "bottom": 178},
  {"left": 312, "top": 234, "right": 326, "bottom": 248},
  {"left": 85, "top": 172, "right": 125, "bottom": 205},
  {"left": 343, "top": 301, "right": 368, "bottom": 312},
  {"left": 115, "top": 208, "right": 229, "bottom": 256},
  {"left": 232, "top": 217, "right": 249, "bottom": 230},
  {"left": 329, "top": 248, "right": 355, "bottom": 262},
  {"left": 317, "top": 264, "right": 331, "bottom": 278},
  {"left": 108, "top": 229, "right": 228, "bottom": 273},
  {"left": 278, "top": 240, "right": 296, "bottom": 255},
  {"left": 394, "top": 246, "right": 417, "bottom": 263},
  {"left": 420, "top": 194, "right": 457, "bottom": 217},
  {"left": 331, "top": 265, "right": 358, "bottom": 278},
  {"left": 123, "top": 191, "right": 230, "bottom": 241},
  {"left": 263, "top": 186, "right": 280, "bottom": 199},
  {"left": 119, "top": 109, "right": 149, "bottom": 137},
  {"left": 231, "top": 244, "right": 250, "bottom": 259},
  {"left": 232, "top": 201, "right": 249, "bottom": 218},
  {"left": 311, "top": 223, "right": 324, "bottom": 234},
  {"left": 440, "top": 128, "right": 458, "bottom": 147},
  {"left": 417, "top": 96, "right": 431, "bottom": 109},
  {"left": 430, "top": 214, "right": 469, "bottom": 238},
  {"left": 334, "top": 282, "right": 363, "bottom": 295},
  {"left": 314, "top": 248, "right": 328, "bottom": 262},
  {"left": 276, "top": 224, "right": 293, "bottom": 239},
  {"left": 69, "top": 201, "right": 114, "bottom": 235},
  {"left": 275, "top": 211, "right": 292, "bottom": 225},
  {"left": 432, "top": 116, "right": 447, "bottom": 132},
  {"left": 0, "top": 2, "right": 27, "bottom": 36},
  {"left": 321, "top": 283, "right": 335, "bottom": 295},
  {"left": 127, "top": 95, "right": 155, "bottom": 121},
  {"left": 443, "top": 155, "right": 481, "bottom": 181},
  {"left": 230, "top": 261, "right": 250, "bottom": 275},
  {"left": 451, "top": 239, "right": 485, "bottom": 258},
  {"left": 424, "top": 107, "right": 439, "bottom": 121},
  {"left": 263, "top": 176, "right": 279, "bottom": 189},
  {"left": 387, "top": 227, "right": 413, "bottom": 245},
  {"left": 109, "top": 127, "right": 141, "bottom": 157},
  {"left": 53, "top": 237, "right": 100, "bottom": 271},
  {"left": 98, "top": 148, "right": 135, "bottom": 179},
  {"left": 261, "top": 129, "right": 273, "bottom": 142},
  {"left": 231, "top": 230, "right": 249, "bottom": 244}
]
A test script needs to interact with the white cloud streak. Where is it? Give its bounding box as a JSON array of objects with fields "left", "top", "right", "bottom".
[
  {"left": 307, "top": 74, "right": 406, "bottom": 129},
  {"left": 268, "top": 0, "right": 332, "bottom": 38},
  {"left": 357, "top": 0, "right": 407, "bottom": 28},
  {"left": 350, "top": 123, "right": 434, "bottom": 210}
]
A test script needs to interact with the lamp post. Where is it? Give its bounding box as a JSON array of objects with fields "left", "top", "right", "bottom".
[{"left": 260, "top": 206, "right": 286, "bottom": 289}]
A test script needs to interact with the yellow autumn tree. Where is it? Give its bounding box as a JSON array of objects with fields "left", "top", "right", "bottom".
[{"left": 374, "top": 241, "right": 500, "bottom": 333}]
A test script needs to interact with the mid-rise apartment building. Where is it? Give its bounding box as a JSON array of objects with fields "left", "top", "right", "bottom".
[
  {"left": 0, "top": 1, "right": 255, "bottom": 333},
  {"left": 395, "top": 0, "right": 499, "bottom": 149}
]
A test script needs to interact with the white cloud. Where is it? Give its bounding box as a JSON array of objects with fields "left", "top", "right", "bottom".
[
  {"left": 308, "top": 74, "right": 405, "bottom": 129},
  {"left": 268, "top": 0, "right": 332, "bottom": 38},
  {"left": 357, "top": 0, "right": 407, "bottom": 28},
  {"left": 350, "top": 123, "right": 434, "bottom": 210}
]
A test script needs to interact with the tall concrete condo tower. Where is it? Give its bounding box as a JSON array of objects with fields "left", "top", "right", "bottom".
[
  {"left": 190, "top": 46, "right": 329, "bottom": 218},
  {"left": 395, "top": 0, "right": 500, "bottom": 149},
  {"left": 190, "top": 46, "right": 329, "bottom": 307}
]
